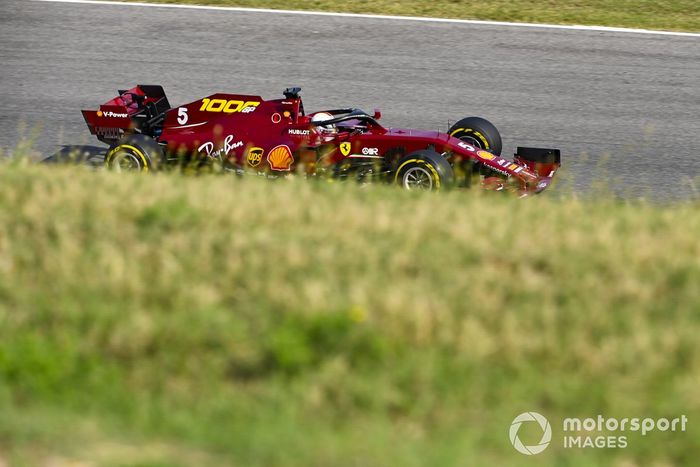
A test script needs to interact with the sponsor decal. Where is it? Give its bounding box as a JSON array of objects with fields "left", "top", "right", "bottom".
[
  {"left": 339, "top": 142, "right": 351, "bottom": 157},
  {"left": 271, "top": 112, "right": 282, "bottom": 123},
  {"left": 267, "top": 145, "right": 294, "bottom": 171},
  {"left": 487, "top": 159, "right": 512, "bottom": 176},
  {"left": 504, "top": 163, "right": 525, "bottom": 174},
  {"left": 199, "top": 98, "right": 260, "bottom": 114},
  {"left": 198, "top": 134, "right": 243, "bottom": 159},
  {"left": 283, "top": 111, "right": 291, "bottom": 118},
  {"left": 288, "top": 129, "right": 310, "bottom": 136},
  {"left": 247, "top": 147, "right": 264, "bottom": 167},
  {"left": 477, "top": 150, "right": 496, "bottom": 161},
  {"left": 361, "top": 147, "right": 379, "bottom": 156},
  {"left": 97, "top": 110, "right": 128, "bottom": 118},
  {"left": 95, "top": 127, "right": 121, "bottom": 139}
]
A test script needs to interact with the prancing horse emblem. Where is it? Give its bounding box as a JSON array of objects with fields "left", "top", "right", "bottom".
[{"left": 339, "top": 142, "right": 351, "bottom": 157}]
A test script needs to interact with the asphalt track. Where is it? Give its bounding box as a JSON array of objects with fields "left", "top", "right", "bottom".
[{"left": 1, "top": 0, "right": 699, "bottom": 198}]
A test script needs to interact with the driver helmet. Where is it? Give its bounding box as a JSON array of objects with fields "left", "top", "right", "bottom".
[{"left": 311, "top": 112, "right": 337, "bottom": 137}]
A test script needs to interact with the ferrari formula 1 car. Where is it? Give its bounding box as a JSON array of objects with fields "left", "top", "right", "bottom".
[{"left": 82, "top": 85, "right": 561, "bottom": 194}]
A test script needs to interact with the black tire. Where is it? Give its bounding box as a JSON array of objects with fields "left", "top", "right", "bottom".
[
  {"left": 394, "top": 150, "right": 455, "bottom": 191},
  {"left": 448, "top": 116, "right": 502, "bottom": 156},
  {"left": 104, "top": 134, "right": 164, "bottom": 172}
]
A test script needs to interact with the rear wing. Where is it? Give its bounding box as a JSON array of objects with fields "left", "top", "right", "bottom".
[{"left": 82, "top": 85, "right": 170, "bottom": 143}]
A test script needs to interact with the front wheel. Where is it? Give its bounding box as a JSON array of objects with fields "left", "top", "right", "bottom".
[
  {"left": 395, "top": 150, "right": 454, "bottom": 191},
  {"left": 448, "top": 116, "right": 502, "bottom": 156}
]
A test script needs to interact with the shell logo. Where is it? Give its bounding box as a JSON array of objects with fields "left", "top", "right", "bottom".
[
  {"left": 477, "top": 150, "right": 496, "bottom": 161},
  {"left": 96, "top": 110, "right": 103, "bottom": 117},
  {"left": 267, "top": 145, "right": 294, "bottom": 171}
]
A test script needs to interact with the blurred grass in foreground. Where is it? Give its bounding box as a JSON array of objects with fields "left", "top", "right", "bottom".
[
  {"left": 0, "top": 162, "right": 699, "bottom": 466},
  {"left": 126, "top": 0, "right": 700, "bottom": 32}
]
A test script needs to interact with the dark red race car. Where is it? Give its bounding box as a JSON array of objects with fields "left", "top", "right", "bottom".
[{"left": 82, "top": 85, "right": 560, "bottom": 194}]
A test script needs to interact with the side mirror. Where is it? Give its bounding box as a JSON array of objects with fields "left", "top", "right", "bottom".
[
  {"left": 283, "top": 87, "right": 302, "bottom": 99},
  {"left": 373, "top": 109, "right": 382, "bottom": 120}
]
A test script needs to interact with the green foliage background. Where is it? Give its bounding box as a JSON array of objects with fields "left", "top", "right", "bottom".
[
  {"left": 1, "top": 164, "right": 699, "bottom": 465},
  {"left": 128, "top": 0, "right": 700, "bottom": 32}
]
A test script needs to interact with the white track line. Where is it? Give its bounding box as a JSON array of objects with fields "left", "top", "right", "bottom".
[{"left": 35, "top": 0, "right": 700, "bottom": 38}]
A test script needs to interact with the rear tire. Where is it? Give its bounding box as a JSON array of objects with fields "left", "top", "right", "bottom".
[
  {"left": 104, "top": 134, "right": 164, "bottom": 172},
  {"left": 395, "top": 150, "right": 454, "bottom": 191},
  {"left": 448, "top": 116, "right": 502, "bottom": 156}
]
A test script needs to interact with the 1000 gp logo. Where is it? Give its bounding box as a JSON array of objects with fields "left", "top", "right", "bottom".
[{"left": 200, "top": 98, "right": 260, "bottom": 113}]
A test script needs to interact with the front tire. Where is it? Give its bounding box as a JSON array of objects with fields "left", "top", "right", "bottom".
[
  {"left": 104, "top": 134, "right": 164, "bottom": 172},
  {"left": 448, "top": 116, "right": 502, "bottom": 156},
  {"left": 395, "top": 150, "right": 454, "bottom": 191}
]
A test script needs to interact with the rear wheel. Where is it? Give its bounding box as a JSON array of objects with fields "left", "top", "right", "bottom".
[
  {"left": 448, "top": 116, "right": 502, "bottom": 156},
  {"left": 395, "top": 150, "right": 454, "bottom": 191},
  {"left": 104, "top": 134, "right": 164, "bottom": 172}
]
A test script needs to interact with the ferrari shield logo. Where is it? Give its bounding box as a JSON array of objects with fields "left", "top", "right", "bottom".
[{"left": 339, "top": 142, "right": 351, "bottom": 157}]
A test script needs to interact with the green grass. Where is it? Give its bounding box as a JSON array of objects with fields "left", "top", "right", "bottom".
[
  {"left": 123, "top": 0, "right": 700, "bottom": 32},
  {"left": 1, "top": 162, "right": 699, "bottom": 465}
]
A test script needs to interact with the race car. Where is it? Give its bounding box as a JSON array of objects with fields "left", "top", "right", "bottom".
[{"left": 82, "top": 85, "right": 560, "bottom": 194}]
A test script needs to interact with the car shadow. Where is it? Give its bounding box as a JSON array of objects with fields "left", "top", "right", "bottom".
[{"left": 41, "top": 145, "right": 107, "bottom": 167}]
